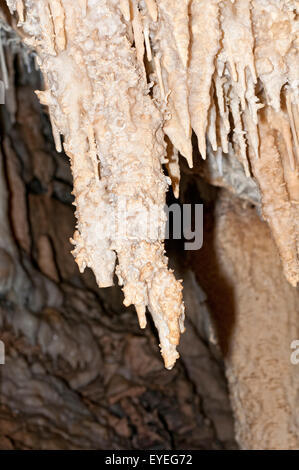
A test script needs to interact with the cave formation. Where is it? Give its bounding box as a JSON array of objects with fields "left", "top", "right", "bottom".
[{"left": 0, "top": 0, "right": 298, "bottom": 450}]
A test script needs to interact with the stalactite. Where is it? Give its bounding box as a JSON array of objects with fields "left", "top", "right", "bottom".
[
  {"left": 3, "top": 0, "right": 299, "bottom": 367},
  {"left": 153, "top": 0, "right": 193, "bottom": 167},
  {"left": 188, "top": 0, "right": 220, "bottom": 160},
  {"left": 250, "top": 107, "right": 299, "bottom": 286},
  {"left": 5, "top": 0, "right": 185, "bottom": 370}
]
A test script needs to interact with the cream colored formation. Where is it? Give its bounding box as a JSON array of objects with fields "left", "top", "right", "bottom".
[{"left": 4, "top": 0, "right": 299, "bottom": 368}]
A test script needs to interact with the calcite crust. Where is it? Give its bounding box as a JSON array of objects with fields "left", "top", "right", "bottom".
[{"left": 5, "top": 0, "right": 299, "bottom": 367}]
